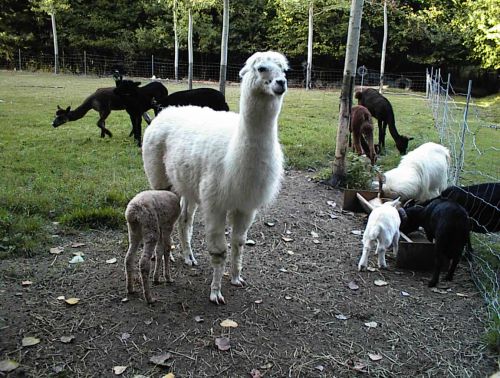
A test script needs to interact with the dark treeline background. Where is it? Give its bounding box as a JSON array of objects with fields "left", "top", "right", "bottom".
[{"left": 1, "top": 0, "right": 498, "bottom": 92}]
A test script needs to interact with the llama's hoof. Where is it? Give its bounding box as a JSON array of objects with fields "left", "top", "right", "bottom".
[
  {"left": 378, "top": 263, "right": 388, "bottom": 270},
  {"left": 231, "top": 276, "right": 246, "bottom": 287},
  {"left": 428, "top": 280, "right": 438, "bottom": 287},
  {"left": 184, "top": 255, "right": 198, "bottom": 267},
  {"left": 358, "top": 264, "right": 366, "bottom": 272},
  {"left": 210, "top": 290, "right": 226, "bottom": 305},
  {"left": 444, "top": 275, "right": 453, "bottom": 282},
  {"left": 146, "top": 297, "right": 157, "bottom": 304}
]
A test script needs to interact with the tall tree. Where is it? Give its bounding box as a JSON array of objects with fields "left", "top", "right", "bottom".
[
  {"left": 328, "top": 0, "right": 364, "bottom": 187},
  {"left": 219, "top": 0, "right": 229, "bottom": 94},
  {"left": 30, "top": 0, "right": 69, "bottom": 74}
]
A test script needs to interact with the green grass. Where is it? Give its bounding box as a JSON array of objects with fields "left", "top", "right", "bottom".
[{"left": 0, "top": 71, "right": 497, "bottom": 258}]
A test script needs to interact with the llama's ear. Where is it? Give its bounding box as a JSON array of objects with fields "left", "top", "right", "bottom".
[
  {"left": 239, "top": 52, "right": 263, "bottom": 78},
  {"left": 66, "top": 106, "right": 71, "bottom": 112},
  {"left": 57, "top": 105, "right": 62, "bottom": 110},
  {"left": 408, "top": 137, "right": 414, "bottom": 141},
  {"left": 134, "top": 81, "right": 141, "bottom": 87}
]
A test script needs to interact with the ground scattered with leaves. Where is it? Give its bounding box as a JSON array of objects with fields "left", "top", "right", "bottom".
[{"left": 0, "top": 171, "right": 497, "bottom": 377}]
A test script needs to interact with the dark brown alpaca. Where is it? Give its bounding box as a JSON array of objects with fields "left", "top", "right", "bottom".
[
  {"left": 350, "top": 105, "right": 377, "bottom": 165},
  {"left": 52, "top": 82, "right": 168, "bottom": 145},
  {"left": 355, "top": 88, "right": 413, "bottom": 155}
]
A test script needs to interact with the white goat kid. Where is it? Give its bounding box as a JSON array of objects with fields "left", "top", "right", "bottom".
[
  {"left": 358, "top": 198, "right": 401, "bottom": 271},
  {"left": 142, "top": 51, "right": 288, "bottom": 304}
]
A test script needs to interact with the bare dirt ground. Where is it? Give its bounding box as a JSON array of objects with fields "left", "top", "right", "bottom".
[{"left": 0, "top": 170, "right": 497, "bottom": 377}]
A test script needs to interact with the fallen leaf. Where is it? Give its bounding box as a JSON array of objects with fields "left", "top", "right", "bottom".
[
  {"left": 162, "top": 374, "right": 175, "bottom": 378},
  {"left": 215, "top": 337, "right": 231, "bottom": 351},
  {"left": 368, "top": 353, "right": 383, "bottom": 361},
  {"left": 144, "top": 318, "right": 153, "bottom": 325},
  {"left": 374, "top": 279, "right": 388, "bottom": 287},
  {"left": 284, "top": 295, "right": 292, "bottom": 300},
  {"left": 53, "top": 365, "right": 65, "bottom": 374},
  {"left": 65, "top": 297, "right": 80, "bottom": 305},
  {"left": 250, "top": 368, "right": 262, "bottom": 378},
  {"left": 0, "top": 360, "right": 19, "bottom": 372},
  {"left": 133, "top": 375, "right": 148, "bottom": 378},
  {"left": 456, "top": 293, "right": 468, "bottom": 297},
  {"left": 60, "top": 335, "right": 75, "bottom": 344},
  {"left": 281, "top": 237, "right": 294, "bottom": 242},
  {"left": 327, "top": 200, "right": 336, "bottom": 208},
  {"left": 315, "top": 365, "right": 325, "bottom": 372},
  {"left": 50, "top": 247, "right": 64, "bottom": 255},
  {"left": 286, "top": 250, "right": 295, "bottom": 255},
  {"left": 71, "top": 243, "right": 86, "bottom": 248},
  {"left": 149, "top": 353, "right": 172, "bottom": 366},
  {"left": 69, "top": 255, "right": 84, "bottom": 264},
  {"left": 194, "top": 316, "right": 204, "bottom": 323},
  {"left": 364, "top": 321, "right": 378, "bottom": 328},
  {"left": 265, "top": 221, "right": 275, "bottom": 227},
  {"left": 401, "top": 291, "right": 410, "bottom": 297},
  {"left": 254, "top": 299, "right": 263, "bottom": 304},
  {"left": 348, "top": 281, "right": 359, "bottom": 290},
  {"left": 113, "top": 366, "right": 127, "bottom": 375},
  {"left": 279, "top": 268, "right": 288, "bottom": 273},
  {"left": 21, "top": 280, "right": 33, "bottom": 286},
  {"left": 120, "top": 332, "right": 130, "bottom": 342},
  {"left": 367, "top": 267, "right": 377, "bottom": 272},
  {"left": 121, "top": 298, "right": 129, "bottom": 303},
  {"left": 245, "top": 239, "right": 256, "bottom": 246},
  {"left": 106, "top": 258, "right": 117, "bottom": 264},
  {"left": 22, "top": 337, "right": 40, "bottom": 347},
  {"left": 72, "top": 251, "right": 84, "bottom": 257},
  {"left": 335, "top": 314, "right": 348, "bottom": 320},
  {"left": 260, "top": 362, "right": 273, "bottom": 369},
  {"left": 311, "top": 231, "right": 319, "bottom": 238},
  {"left": 220, "top": 319, "right": 238, "bottom": 328},
  {"left": 329, "top": 213, "right": 338, "bottom": 219},
  {"left": 57, "top": 295, "right": 65, "bottom": 300},
  {"left": 351, "top": 230, "right": 362, "bottom": 236},
  {"left": 312, "top": 239, "right": 321, "bottom": 244},
  {"left": 353, "top": 362, "right": 367, "bottom": 372}
]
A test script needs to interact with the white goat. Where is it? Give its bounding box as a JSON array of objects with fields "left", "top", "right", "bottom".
[
  {"left": 125, "top": 190, "right": 180, "bottom": 304},
  {"left": 377, "top": 142, "right": 450, "bottom": 203},
  {"left": 142, "top": 51, "right": 289, "bottom": 304},
  {"left": 358, "top": 198, "right": 401, "bottom": 271}
]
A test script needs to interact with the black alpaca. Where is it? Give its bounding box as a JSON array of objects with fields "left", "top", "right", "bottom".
[
  {"left": 113, "top": 80, "right": 169, "bottom": 147},
  {"left": 355, "top": 88, "right": 413, "bottom": 155},
  {"left": 53, "top": 82, "right": 168, "bottom": 146},
  {"left": 153, "top": 88, "right": 229, "bottom": 116}
]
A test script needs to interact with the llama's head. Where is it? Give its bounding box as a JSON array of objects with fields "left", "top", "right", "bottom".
[
  {"left": 52, "top": 105, "right": 71, "bottom": 127},
  {"left": 239, "top": 51, "right": 289, "bottom": 97},
  {"left": 396, "top": 135, "right": 414, "bottom": 155}
]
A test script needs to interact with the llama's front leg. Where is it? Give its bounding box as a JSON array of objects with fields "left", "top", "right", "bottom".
[
  {"left": 229, "top": 210, "right": 255, "bottom": 287},
  {"left": 178, "top": 198, "right": 198, "bottom": 266},
  {"left": 206, "top": 209, "right": 228, "bottom": 305}
]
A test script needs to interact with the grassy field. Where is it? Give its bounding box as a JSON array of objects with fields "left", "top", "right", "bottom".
[{"left": 0, "top": 71, "right": 497, "bottom": 258}]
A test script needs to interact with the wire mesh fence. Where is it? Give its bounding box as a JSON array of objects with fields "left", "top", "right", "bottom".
[
  {"left": 0, "top": 51, "right": 427, "bottom": 92},
  {"left": 427, "top": 68, "right": 499, "bottom": 341}
]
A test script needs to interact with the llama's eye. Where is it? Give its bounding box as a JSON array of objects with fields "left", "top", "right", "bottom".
[{"left": 257, "top": 66, "right": 267, "bottom": 73}]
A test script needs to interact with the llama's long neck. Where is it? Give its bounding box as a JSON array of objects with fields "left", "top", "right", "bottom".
[{"left": 67, "top": 99, "right": 93, "bottom": 121}]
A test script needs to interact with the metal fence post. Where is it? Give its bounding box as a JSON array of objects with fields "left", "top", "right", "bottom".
[
  {"left": 439, "top": 73, "right": 451, "bottom": 144},
  {"left": 151, "top": 55, "right": 154, "bottom": 78},
  {"left": 84, "top": 51, "right": 87, "bottom": 76},
  {"left": 455, "top": 80, "right": 472, "bottom": 185},
  {"left": 18, "top": 49, "right": 22, "bottom": 71}
]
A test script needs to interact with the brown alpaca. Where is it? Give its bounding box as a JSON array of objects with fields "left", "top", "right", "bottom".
[
  {"left": 350, "top": 105, "right": 377, "bottom": 165},
  {"left": 125, "top": 190, "right": 180, "bottom": 304}
]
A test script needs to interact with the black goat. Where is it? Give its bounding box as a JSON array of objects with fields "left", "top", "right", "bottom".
[
  {"left": 401, "top": 198, "right": 470, "bottom": 287},
  {"left": 153, "top": 88, "right": 229, "bottom": 116},
  {"left": 114, "top": 80, "right": 169, "bottom": 147},
  {"left": 355, "top": 88, "right": 413, "bottom": 155},
  {"left": 440, "top": 183, "right": 500, "bottom": 234}
]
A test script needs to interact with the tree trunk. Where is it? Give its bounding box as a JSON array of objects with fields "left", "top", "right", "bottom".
[
  {"left": 306, "top": 1, "right": 313, "bottom": 90},
  {"left": 173, "top": 0, "right": 179, "bottom": 81},
  {"left": 51, "top": 11, "right": 59, "bottom": 74},
  {"left": 328, "top": 0, "right": 364, "bottom": 187},
  {"left": 219, "top": 0, "right": 229, "bottom": 95},
  {"left": 379, "top": 0, "right": 387, "bottom": 93},
  {"left": 188, "top": 8, "right": 193, "bottom": 90}
]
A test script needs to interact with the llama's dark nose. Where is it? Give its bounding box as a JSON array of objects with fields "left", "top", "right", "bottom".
[{"left": 273, "top": 79, "right": 287, "bottom": 95}]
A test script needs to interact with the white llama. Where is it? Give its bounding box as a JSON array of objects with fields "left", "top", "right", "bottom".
[{"left": 142, "top": 51, "right": 289, "bottom": 304}]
